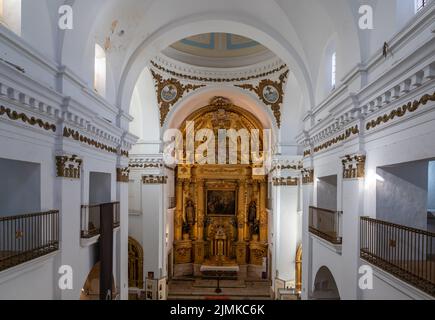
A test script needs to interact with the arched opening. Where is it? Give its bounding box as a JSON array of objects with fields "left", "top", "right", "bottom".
[
  {"left": 312, "top": 266, "right": 340, "bottom": 300},
  {"left": 0, "top": 0, "right": 21, "bottom": 35},
  {"left": 80, "top": 262, "right": 117, "bottom": 300},
  {"left": 171, "top": 96, "right": 270, "bottom": 279},
  {"left": 128, "top": 237, "right": 144, "bottom": 289},
  {"left": 94, "top": 43, "right": 107, "bottom": 97},
  {"left": 118, "top": 19, "right": 315, "bottom": 118},
  {"left": 295, "top": 244, "right": 302, "bottom": 294}
]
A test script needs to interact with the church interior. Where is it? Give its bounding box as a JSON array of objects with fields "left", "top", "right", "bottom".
[{"left": 0, "top": 0, "right": 434, "bottom": 301}]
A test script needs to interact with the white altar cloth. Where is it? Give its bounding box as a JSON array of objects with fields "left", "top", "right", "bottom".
[{"left": 200, "top": 265, "right": 240, "bottom": 273}]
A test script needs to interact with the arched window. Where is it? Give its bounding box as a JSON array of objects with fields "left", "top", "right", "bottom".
[
  {"left": 0, "top": 0, "right": 21, "bottom": 36},
  {"left": 94, "top": 44, "right": 106, "bottom": 97},
  {"left": 415, "top": 0, "right": 431, "bottom": 13},
  {"left": 331, "top": 52, "right": 337, "bottom": 90}
]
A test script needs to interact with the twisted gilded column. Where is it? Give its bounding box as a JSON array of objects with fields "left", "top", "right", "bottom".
[
  {"left": 194, "top": 179, "right": 205, "bottom": 264},
  {"left": 236, "top": 179, "right": 248, "bottom": 265},
  {"left": 237, "top": 179, "right": 246, "bottom": 241},
  {"left": 259, "top": 179, "right": 268, "bottom": 242},
  {"left": 174, "top": 180, "right": 183, "bottom": 241}
]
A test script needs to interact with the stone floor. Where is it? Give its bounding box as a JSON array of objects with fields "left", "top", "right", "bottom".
[{"left": 168, "top": 279, "right": 272, "bottom": 300}]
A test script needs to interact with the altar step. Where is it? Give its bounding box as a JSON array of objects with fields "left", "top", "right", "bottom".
[
  {"left": 193, "top": 279, "right": 246, "bottom": 288},
  {"left": 168, "top": 280, "right": 272, "bottom": 300}
]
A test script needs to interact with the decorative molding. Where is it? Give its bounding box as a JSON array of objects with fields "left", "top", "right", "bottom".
[
  {"left": 302, "top": 169, "right": 314, "bottom": 185},
  {"left": 55, "top": 155, "right": 82, "bottom": 179},
  {"left": 0, "top": 105, "right": 56, "bottom": 132},
  {"left": 366, "top": 91, "right": 435, "bottom": 130},
  {"left": 142, "top": 175, "right": 168, "bottom": 184},
  {"left": 313, "top": 125, "right": 359, "bottom": 154},
  {"left": 150, "top": 60, "right": 287, "bottom": 83},
  {"left": 117, "top": 167, "right": 130, "bottom": 183},
  {"left": 303, "top": 149, "right": 311, "bottom": 157},
  {"left": 236, "top": 70, "right": 289, "bottom": 127},
  {"left": 272, "top": 177, "right": 299, "bottom": 186},
  {"left": 273, "top": 163, "right": 303, "bottom": 171},
  {"left": 342, "top": 154, "right": 366, "bottom": 179},
  {"left": 63, "top": 127, "right": 129, "bottom": 157},
  {"left": 120, "top": 150, "right": 129, "bottom": 158},
  {"left": 150, "top": 70, "right": 205, "bottom": 126},
  {"left": 129, "top": 158, "right": 164, "bottom": 169}
]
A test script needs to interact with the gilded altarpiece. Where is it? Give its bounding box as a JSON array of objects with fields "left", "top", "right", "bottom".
[{"left": 173, "top": 98, "right": 268, "bottom": 275}]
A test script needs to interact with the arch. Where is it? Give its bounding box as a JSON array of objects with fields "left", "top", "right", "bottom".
[
  {"left": 170, "top": 96, "right": 268, "bottom": 166},
  {"left": 128, "top": 237, "right": 144, "bottom": 289},
  {"left": 295, "top": 243, "right": 302, "bottom": 294},
  {"left": 94, "top": 43, "right": 107, "bottom": 97},
  {"left": 80, "top": 262, "right": 117, "bottom": 300},
  {"left": 0, "top": 0, "right": 21, "bottom": 35},
  {"left": 164, "top": 86, "right": 277, "bottom": 134},
  {"left": 118, "top": 14, "right": 315, "bottom": 118},
  {"left": 315, "top": 34, "right": 338, "bottom": 103},
  {"left": 312, "top": 266, "right": 340, "bottom": 300},
  {"left": 129, "top": 67, "right": 160, "bottom": 142},
  {"left": 57, "top": 0, "right": 368, "bottom": 119}
]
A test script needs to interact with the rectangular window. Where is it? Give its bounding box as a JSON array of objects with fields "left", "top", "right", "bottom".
[
  {"left": 0, "top": 0, "right": 22, "bottom": 35},
  {"left": 331, "top": 52, "right": 336, "bottom": 90},
  {"left": 415, "top": 0, "right": 431, "bottom": 13}
]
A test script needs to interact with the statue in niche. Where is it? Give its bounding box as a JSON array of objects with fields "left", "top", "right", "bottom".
[
  {"left": 248, "top": 201, "right": 260, "bottom": 239},
  {"left": 248, "top": 201, "right": 257, "bottom": 225},
  {"left": 185, "top": 199, "right": 196, "bottom": 226}
]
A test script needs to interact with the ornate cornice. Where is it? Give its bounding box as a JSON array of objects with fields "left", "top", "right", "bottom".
[
  {"left": 302, "top": 168, "right": 314, "bottom": 185},
  {"left": 273, "top": 163, "right": 303, "bottom": 171},
  {"left": 0, "top": 105, "right": 56, "bottom": 132},
  {"left": 366, "top": 91, "right": 435, "bottom": 131},
  {"left": 235, "top": 70, "right": 289, "bottom": 128},
  {"left": 129, "top": 157, "right": 164, "bottom": 169},
  {"left": 117, "top": 167, "right": 130, "bottom": 183},
  {"left": 150, "top": 69, "right": 205, "bottom": 126},
  {"left": 56, "top": 155, "right": 82, "bottom": 179},
  {"left": 142, "top": 175, "right": 168, "bottom": 184},
  {"left": 272, "top": 177, "right": 299, "bottom": 186},
  {"left": 63, "top": 127, "right": 129, "bottom": 157},
  {"left": 313, "top": 125, "right": 359, "bottom": 154},
  {"left": 150, "top": 60, "right": 287, "bottom": 83},
  {"left": 342, "top": 154, "right": 366, "bottom": 179}
]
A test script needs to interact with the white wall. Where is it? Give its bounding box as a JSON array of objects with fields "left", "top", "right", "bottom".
[
  {"left": 0, "top": 158, "right": 40, "bottom": 216},
  {"left": 89, "top": 172, "right": 112, "bottom": 204},
  {"left": 129, "top": 68, "right": 160, "bottom": 144},
  {"left": 275, "top": 186, "right": 299, "bottom": 282},
  {"left": 428, "top": 161, "right": 435, "bottom": 210},
  {"left": 376, "top": 161, "right": 428, "bottom": 230},
  {"left": 317, "top": 175, "right": 338, "bottom": 211},
  {"left": 0, "top": 256, "right": 56, "bottom": 300},
  {"left": 141, "top": 183, "right": 164, "bottom": 278}
]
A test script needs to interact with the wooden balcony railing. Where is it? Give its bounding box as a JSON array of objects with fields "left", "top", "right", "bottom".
[
  {"left": 0, "top": 210, "right": 59, "bottom": 272},
  {"left": 360, "top": 217, "right": 435, "bottom": 297},
  {"left": 81, "top": 202, "right": 120, "bottom": 239},
  {"left": 309, "top": 206, "right": 342, "bottom": 245}
]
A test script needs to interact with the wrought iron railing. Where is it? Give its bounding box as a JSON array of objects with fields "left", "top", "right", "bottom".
[
  {"left": 0, "top": 210, "right": 59, "bottom": 272},
  {"left": 81, "top": 202, "right": 120, "bottom": 238},
  {"left": 360, "top": 217, "right": 435, "bottom": 297},
  {"left": 309, "top": 206, "right": 342, "bottom": 245}
]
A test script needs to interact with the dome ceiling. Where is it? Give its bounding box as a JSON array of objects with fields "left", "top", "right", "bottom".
[
  {"left": 171, "top": 33, "right": 268, "bottom": 58},
  {"left": 163, "top": 33, "right": 275, "bottom": 68}
]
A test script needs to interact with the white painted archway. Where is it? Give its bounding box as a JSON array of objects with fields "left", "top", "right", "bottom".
[{"left": 118, "top": 16, "right": 315, "bottom": 118}]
